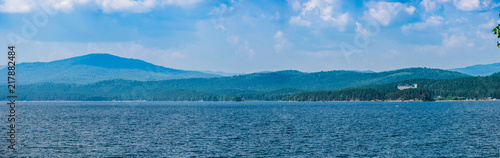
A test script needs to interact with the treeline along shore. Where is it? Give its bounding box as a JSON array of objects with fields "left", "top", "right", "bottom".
[{"left": 4, "top": 75, "right": 500, "bottom": 102}]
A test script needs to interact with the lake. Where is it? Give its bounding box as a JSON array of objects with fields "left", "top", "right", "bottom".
[{"left": 1, "top": 101, "right": 499, "bottom": 157}]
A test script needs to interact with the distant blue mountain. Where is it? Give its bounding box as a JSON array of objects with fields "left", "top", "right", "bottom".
[
  {"left": 450, "top": 62, "right": 500, "bottom": 76},
  {"left": 1, "top": 53, "right": 220, "bottom": 84},
  {"left": 202, "top": 71, "right": 242, "bottom": 76},
  {"left": 354, "top": 70, "right": 375, "bottom": 73}
]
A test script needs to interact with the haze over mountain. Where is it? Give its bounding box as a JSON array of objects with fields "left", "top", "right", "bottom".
[
  {"left": 202, "top": 71, "right": 242, "bottom": 77},
  {"left": 450, "top": 62, "right": 500, "bottom": 76},
  {"left": 0, "top": 53, "right": 219, "bottom": 84}
]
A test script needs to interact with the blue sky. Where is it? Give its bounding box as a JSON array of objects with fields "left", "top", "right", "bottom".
[{"left": 0, "top": 0, "right": 499, "bottom": 73}]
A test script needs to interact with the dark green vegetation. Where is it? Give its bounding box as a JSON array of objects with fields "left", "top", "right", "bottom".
[
  {"left": 493, "top": 13, "right": 500, "bottom": 48},
  {"left": 450, "top": 62, "right": 500, "bottom": 76},
  {"left": 5, "top": 67, "right": 493, "bottom": 101},
  {"left": 71, "top": 67, "right": 466, "bottom": 92},
  {"left": 3, "top": 53, "right": 499, "bottom": 102},
  {"left": 284, "top": 76, "right": 500, "bottom": 101},
  {"left": 491, "top": 72, "right": 500, "bottom": 76},
  {"left": 284, "top": 88, "right": 433, "bottom": 102},
  {"left": 0, "top": 54, "right": 219, "bottom": 84}
]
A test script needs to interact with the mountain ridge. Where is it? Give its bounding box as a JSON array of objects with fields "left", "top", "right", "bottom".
[
  {"left": 11, "top": 67, "right": 471, "bottom": 100},
  {"left": 450, "top": 62, "right": 500, "bottom": 76},
  {"left": 0, "top": 53, "right": 477, "bottom": 86},
  {"left": 0, "top": 53, "right": 220, "bottom": 84}
]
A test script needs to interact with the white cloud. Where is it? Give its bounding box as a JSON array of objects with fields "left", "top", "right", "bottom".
[
  {"left": 289, "top": 0, "right": 350, "bottom": 31},
  {"left": 209, "top": 3, "right": 231, "bottom": 15},
  {"left": 289, "top": 16, "right": 311, "bottom": 27},
  {"left": 420, "top": 0, "right": 438, "bottom": 12},
  {"left": 288, "top": 0, "right": 301, "bottom": 11},
  {"left": 401, "top": 16, "right": 443, "bottom": 32},
  {"left": 95, "top": 0, "right": 156, "bottom": 13},
  {"left": 16, "top": 41, "right": 188, "bottom": 65},
  {"left": 306, "top": 50, "right": 340, "bottom": 57},
  {"left": 476, "top": 30, "right": 496, "bottom": 40},
  {"left": 273, "top": 30, "right": 288, "bottom": 52},
  {"left": 264, "top": 12, "right": 280, "bottom": 21},
  {"left": 415, "top": 45, "right": 446, "bottom": 55},
  {"left": 236, "top": 41, "right": 255, "bottom": 59},
  {"left": 53, "top": 0, "right": 77, "bottom": 12},
  {"left": 405, "top": 6, "right": 416, "bottom": 15},
  {"left": 325, "top": 13, "right": 349, "bottom": 31},
  {"left": 355, "top": 21, "right": 368, "bottom": 37},
  {"left": 453, "top": 0, "right": 481, "bottom": 11},
  {"left": 226, "top": 34, "right": 255, "bottom": 59},
  {"left": 467, "top": 43, "right": 475, "bottom": 48},
  {"left": 0, "top": 0, "right": 36, "bottom": 13},
  {"left": 416, "top": 33, "right": 475, "bottom": 55},
  {"left": 215, "top": 24, "right": 226, "bottom": 30},
  {"left": 87, "top": 42, "right": 187, "bottom": 60},
  {"left": 0, "top": 0, "right": 202, "bottom": 13},
  {"left": 419, "top": 0, "right": 450, "bottom": 12},
  {"left": 364, "top": 2, "right": 416, "bottom": 26},
  {"left": 160, "top": 0, "right": 201, "bottom": 6},
  {"left": 453, "top": 17, "right": 468, "bottom": 23},
  {"left": 442, "top": 34, "right": 473, "bottom": 48},
  {"left": 168, "top": 51, "right": 186, "bottom": 58},
  {"left": 481, "top": 0, "right": 500, "bottom": 8},
  {"left": 227, "top": 35, "right": 239, "bottom": 44},
  {"left": 384, "top": 49, "right": 399, "bottom": 59},
  {"left": 478, "top": 18, "right": 500, "bottom": 29}
]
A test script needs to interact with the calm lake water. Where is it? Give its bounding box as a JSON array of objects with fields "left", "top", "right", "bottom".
[{"left": 1, "top": 101, "right": 499, "bottom": 157}]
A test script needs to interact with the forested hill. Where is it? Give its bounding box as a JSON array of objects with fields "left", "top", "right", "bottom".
[
  {"left": 78, "top": 67, "right": 467, "bottom": 92},
  {"left": 9, "top": 67, "right": 471, "bottom": 101},
  {"left": 0, "top": 53, "right": 219, "bottom": 84},
  {"left": 284, "top": 76, "right": 500, "bottom": 102}
]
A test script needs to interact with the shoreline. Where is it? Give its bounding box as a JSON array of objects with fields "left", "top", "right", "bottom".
[{"left": 6, "top": 100, "right": 500, "bottom": 102}]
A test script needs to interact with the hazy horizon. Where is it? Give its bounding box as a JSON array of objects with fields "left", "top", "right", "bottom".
[{"left": 4, "top": 52, "right": 496, "bottom": 74}]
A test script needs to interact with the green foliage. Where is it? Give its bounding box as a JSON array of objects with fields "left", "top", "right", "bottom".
[
  {"left": 493, "top": 14, "right": 500, "bottom": 48},
  {"left": 0, "top": 68, "right": 484, "bottom": 102},
  {"left": 283, "top": 88, "right": 433, "bottom": 101},
  {"left": 491, "top": 72, "right": 500, "bottom": 76},
  {"left": 74, "top": 67, "right": 468, "bottom": 93},
  {"left": 285, "top": 76, "right": 500, "bottom": 102}
]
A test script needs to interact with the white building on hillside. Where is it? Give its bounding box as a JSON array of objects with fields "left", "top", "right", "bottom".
[{"left": 397, "top": 83, "right": 417, "bottom": 90}]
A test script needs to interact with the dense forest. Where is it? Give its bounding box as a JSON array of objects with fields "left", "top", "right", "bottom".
[
  {"left": 3, "top": 71, "right": 499, "bottom": 102},
  {"left": 283, "top": 88, "right": 433, "bottom": 101},
  {"left": 284, "top": 76, "right": 500, "bottom": 101}
]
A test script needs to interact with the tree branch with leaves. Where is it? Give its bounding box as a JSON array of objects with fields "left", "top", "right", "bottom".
[{"left": 493, "top": 14, "right": 500, "bottom": 48}]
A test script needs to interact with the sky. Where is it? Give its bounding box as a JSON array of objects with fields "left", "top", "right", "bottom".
[{"left": 0, "top": 0, "right": 499, "bottom": 73}]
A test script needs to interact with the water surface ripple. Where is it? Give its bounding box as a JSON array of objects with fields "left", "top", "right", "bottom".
[{"left": 1, "top": 101, "right": 499, "bottom": 157}]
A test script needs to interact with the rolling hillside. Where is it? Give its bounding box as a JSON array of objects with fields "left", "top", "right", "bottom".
[
  {"left": 451, "top": 62, "right": 500, "bottom": 76},
  {"left": 10, "top": 67, "right": 471, "bottom": 101},
  {"left": 0, "top": 53, "right": 219, "bottom": 84}
]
